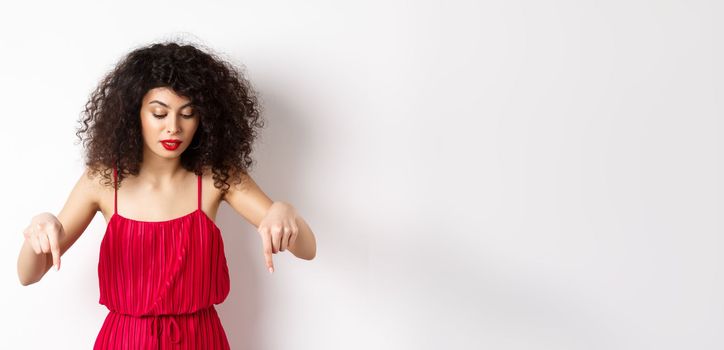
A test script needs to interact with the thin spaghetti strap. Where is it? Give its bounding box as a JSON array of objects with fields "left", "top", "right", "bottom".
[
  {"left": 197, "top": 173, "right": 202, "bottom": 210},
  {"left": 113, "top": 165, "right": 118, "bottom": 215}
]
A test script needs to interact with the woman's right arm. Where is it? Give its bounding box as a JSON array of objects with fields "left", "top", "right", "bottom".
[{"left": 17, "top": 167, "right": 101, "bottom": 286}]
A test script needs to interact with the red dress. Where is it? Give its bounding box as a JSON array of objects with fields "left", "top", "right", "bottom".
[{"left": 94, "top": 166, "right": 231, "bottom": 349}]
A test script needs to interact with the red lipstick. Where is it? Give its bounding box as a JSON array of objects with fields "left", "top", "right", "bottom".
[{"left": 160, "top": 139, "right": 182, "bottom": 151}]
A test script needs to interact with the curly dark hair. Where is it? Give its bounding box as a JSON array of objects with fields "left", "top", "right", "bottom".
[{"left": 75, "top": 40, "right": 265, "bottom": 195}]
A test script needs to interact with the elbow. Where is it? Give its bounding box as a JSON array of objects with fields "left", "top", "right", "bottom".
[
  {"left": 18, "top": 275, "right": 37, "bottom": 286},
  {"left": 18, "top": 268, "right": 40, "bottom": 286},
  {"left": 17, "top": 262, "right": 42, "bottom": 286},
  {"left": 304, "top": 247, "right": 316, "bottom": 260},
  {"left": 292, "top": 247, "right": 316, "bottom": 260}
]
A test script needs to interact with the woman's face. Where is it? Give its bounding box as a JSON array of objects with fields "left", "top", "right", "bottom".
[{"left": 139, "top": 87, "right": 199, "bottom": 159}]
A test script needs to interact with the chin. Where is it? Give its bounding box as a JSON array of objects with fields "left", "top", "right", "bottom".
[{"left": 154, "top": 148, "right": 186, "bottom": 158}]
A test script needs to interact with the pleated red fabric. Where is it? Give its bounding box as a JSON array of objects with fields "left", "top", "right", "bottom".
[{"left": 94, "top": 166, "right": 231, "bottom": 349}]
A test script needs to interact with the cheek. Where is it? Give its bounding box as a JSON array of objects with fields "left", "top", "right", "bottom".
[
  {"left": 140, "top": 115, "right": 150, "bottom": 128},
  {"left": 141, "top": 116, "right": 162, "bottom": 129},
  {"left": 186, "top": 120, "right": 200, "bottom": 134},
  {"left": 140, "top": 117, "right": 162, "bottom": 139}
]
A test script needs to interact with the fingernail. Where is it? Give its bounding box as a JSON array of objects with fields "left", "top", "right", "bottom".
[{"left": 268, "top": 267, "right": 274, "bottom": 274}]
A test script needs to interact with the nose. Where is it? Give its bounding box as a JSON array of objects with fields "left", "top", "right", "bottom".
[{"left": 166, "top": 116, "right": 181, "bottom": 134}]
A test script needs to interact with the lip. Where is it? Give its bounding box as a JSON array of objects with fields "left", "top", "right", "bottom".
[{"left": 160, "top": 139, "right": 182, "bottom": 150}]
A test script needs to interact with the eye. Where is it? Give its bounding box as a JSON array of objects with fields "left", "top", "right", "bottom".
[{"left": 152, "top": 113, "right": 194, "bottom": 119}]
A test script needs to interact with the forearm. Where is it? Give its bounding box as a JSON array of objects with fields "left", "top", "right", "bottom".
[
  {"left": 17, "top": 239, "right": 53, "bottom": 286},
  {"left": 288, "top": 216, "right": 316, "bottom": 260}
]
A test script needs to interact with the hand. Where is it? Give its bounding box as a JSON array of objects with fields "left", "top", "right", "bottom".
[
  {"left": 256, "top": 202, "right": 300, "bottom": 274},
  {"left": 23, "top": 212, "right": 65, "bottom": 271}
]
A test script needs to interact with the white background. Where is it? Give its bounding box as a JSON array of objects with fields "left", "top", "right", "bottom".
[{"left": 1, "top": 0, "right": 722, "bottom": 349}]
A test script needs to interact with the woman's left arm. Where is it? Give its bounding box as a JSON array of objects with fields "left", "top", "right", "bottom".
[
  {"left": 223, "top": 174, "right": 317, "bottom": 273},
  {"left": 292, "top": 215, "right": 316, "bottom": 259},
  {"left": 262, "top": 201, "right": 317, "bottom": 260}
]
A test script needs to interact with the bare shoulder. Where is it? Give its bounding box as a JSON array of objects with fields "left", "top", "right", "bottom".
[
  {"left": 79, "top": 165, "right": 115, "bottom": 212},
  {"left": 78, "top": 167, "right": 100, "bottom": 206},
  {"left": 83, "top": 164, "right": 113, "bottom": 188},
  {"left": 219, "top": 169, "right": 253, "bottom": 202},
  {"left": 200, "top": 167, "right": 226, "bottom": 205}
]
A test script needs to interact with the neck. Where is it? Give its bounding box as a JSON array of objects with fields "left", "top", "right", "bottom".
[{"left": 139, "top": 144, "right": 187, "bottom": 184}]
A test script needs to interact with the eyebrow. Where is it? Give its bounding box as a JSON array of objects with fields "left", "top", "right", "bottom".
[{"left": 149, "top": 100, "right": 193, "bottom": 108}]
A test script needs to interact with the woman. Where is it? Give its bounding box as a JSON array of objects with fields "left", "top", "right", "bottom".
[{"left": 16, "top": 41, "right": 317, "bottom": 349}]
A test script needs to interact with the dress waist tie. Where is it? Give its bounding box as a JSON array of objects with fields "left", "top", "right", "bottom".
[
  {"left": 109, "top": 306, "right": 216, "bottom": 345},
  {"left": 150, "top": 314, "right": 182, "bottom": 344}
]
